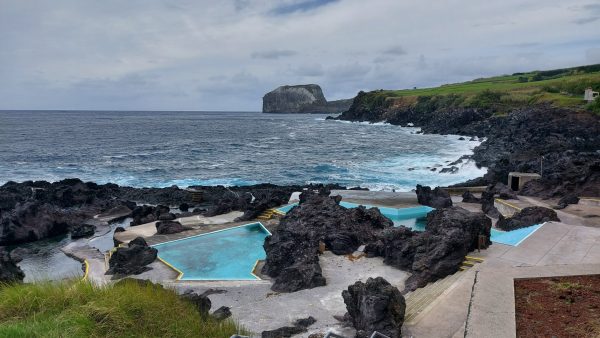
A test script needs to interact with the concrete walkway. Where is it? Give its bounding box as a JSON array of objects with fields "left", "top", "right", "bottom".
[
  {"left": 404, "top": 221, "right": 600, "bottom": 338},
  {"left": 177, "top": 251, "right": 410, "bottom": 337}
]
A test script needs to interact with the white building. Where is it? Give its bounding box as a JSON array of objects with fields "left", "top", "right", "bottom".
[{"left": 584, "top": 88, "right": 599, "bottom": 102}]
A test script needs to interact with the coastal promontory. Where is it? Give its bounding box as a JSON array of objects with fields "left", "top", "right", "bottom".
[{"left": 262, "top": 84, "right": 352, "bottom": 114}]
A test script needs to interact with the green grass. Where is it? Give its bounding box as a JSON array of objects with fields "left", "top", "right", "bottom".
[
  {"left": 0, "top": 279, "right": 247, "bottom": 338},
  {"left": 358, "top": 64, "right": 600, "bottom": 114}
]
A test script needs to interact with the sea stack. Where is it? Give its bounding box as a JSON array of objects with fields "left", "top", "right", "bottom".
[{"left": 262, "top": 84, "right": 352, "bottom": 114}]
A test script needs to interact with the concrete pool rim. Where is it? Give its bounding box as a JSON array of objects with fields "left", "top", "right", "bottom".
[{"left": 152, "top": 222, "right": 271, "bottom": 281}]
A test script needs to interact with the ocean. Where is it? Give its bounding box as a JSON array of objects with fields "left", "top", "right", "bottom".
[{"left": 0, "top": 110, "right": 486, "bottom": 191}]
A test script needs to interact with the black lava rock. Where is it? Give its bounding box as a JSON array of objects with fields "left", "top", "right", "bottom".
[
  {"left": 106, "top": 236, "right": 157, "bottom": 276},
  {"left": 416, "top": 185, "right": 452, "bottom": 208},
  {"left": 496, "top": 206, "right": 560, "bottom": 231},
  {"left": 342, "top": 277, "right": 405, "bottom": 338}
]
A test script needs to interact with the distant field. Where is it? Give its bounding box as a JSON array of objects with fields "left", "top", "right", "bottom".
[{"left": 366, "top": 64, "right": 600, "bottom": 113}]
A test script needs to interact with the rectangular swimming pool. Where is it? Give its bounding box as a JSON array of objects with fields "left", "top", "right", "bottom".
[
  {"left": 153, "top": 222, "right": 270, "bottom": 281},
  {"left": 277, "top": 202, "right": 434, "bottom": 232}
]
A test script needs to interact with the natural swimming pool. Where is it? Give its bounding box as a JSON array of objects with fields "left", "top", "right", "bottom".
[
  {"left": 277, "top": 202, "right": 433, "bottom": 231},
  {"left": 153, "top": 222, "right": 270, "bottom": 280}
]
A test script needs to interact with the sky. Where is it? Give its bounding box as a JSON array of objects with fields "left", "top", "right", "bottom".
[{"left": 1, "top": 0, "right": 600, "bottom": 111}]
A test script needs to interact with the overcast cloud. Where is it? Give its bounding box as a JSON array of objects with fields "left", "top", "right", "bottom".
[{"left": 1, "top": 0, "right": 599, "bottom": 111}]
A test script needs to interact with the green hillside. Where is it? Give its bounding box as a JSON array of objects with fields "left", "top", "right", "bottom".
[{"left": 364, "top": 64, "right": 600, "bottom": 114}]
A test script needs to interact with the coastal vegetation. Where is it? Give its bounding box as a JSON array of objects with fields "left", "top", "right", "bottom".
[
  {"left": 0, "top": 279, "right": 245, "bottom": 338},
  {"left": 361, "top": 63, "right": 600, "bottom": 114}
]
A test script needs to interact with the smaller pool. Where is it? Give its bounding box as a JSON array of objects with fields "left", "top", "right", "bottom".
[
  {"left": 490, "top": 223, "right": 544, "bottom": 246},
  {"left": 153, "top": 222, "right": 270, "bottom": 281},
  {"left": 277, "top": 202, "right": 434, "bottom": 232}
]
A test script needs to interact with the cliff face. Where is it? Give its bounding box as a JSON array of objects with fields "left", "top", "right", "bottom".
[
  {"left": 332, "top": 91, "right": 600, "bottom": 199},
  {"left": 262, "top": 84, "right": 352, "bottom": 114}
]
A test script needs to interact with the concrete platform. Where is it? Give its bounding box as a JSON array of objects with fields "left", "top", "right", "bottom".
[
  {"left": 176, "top": 251, "right": 410, "bottom": 337},
  {"left": 331, "top": 190, "right": 419, "bottom": 208}
]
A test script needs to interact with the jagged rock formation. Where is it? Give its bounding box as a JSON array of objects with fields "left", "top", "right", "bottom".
[
  {"left": 334, "top": 91, "right": 600, "bottom": 198},
  {"left": 262, "top": 84, "right": 352, "bottom": 114},
  {"left": 155, "top": 221, "right": 191, "bottom": 235},
  {"left": 106, "top": 237, "right": 157, "bottom": 276},
  {"left": 416, "top": 184, "right": 452, "bottom": 208},
  {"left": 342, "top": 277, "right": 405, "bottom": 338},
  {"left": 366, "top": 207, "right": 491, "bottom": 290},
  {"left": 496, "top": 206, "right": 560, "bottom": 231},
  {"left": 261, "top": 192, "right": 393, "bottom": 292}
]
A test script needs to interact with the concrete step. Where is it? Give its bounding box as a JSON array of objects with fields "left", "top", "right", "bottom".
[{"left": 404, "top": 272, "right": 463, "bottom": 324}]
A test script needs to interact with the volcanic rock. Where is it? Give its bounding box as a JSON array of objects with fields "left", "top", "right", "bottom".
[
  {"left": 155, "top": 221, "right": 191, "bottom": 235},
  {"left": 366, "top": 207, "right": 491, "bottom": 290},
  {"left": 262, "top": 192, "right": 393, "bottom": 292},
  {"left": 496, "top": 206, "right": 560, "bottom": 231},
  {"left": 556, "top": 194, "right": 580, "bottom": 210},
  {"left": 70, "top": 221, "right": 96, "bottom": 238},
  {"left": 211, "top": 306, "right": 232, "bottom": 321},
  {"left": 262, "top": 84, "right": 352, "bottom": 114},
  {"left": 180, "top": 289, "right": 212, "bottom": 315},
  {"left": 106, "top": 236, "right": 157, "bottom": 276},
  {"left": 342, "top": 277, "right": 405, "bottom": 338},
  {"left": 416, "top": 185, "right": 452, "bottom": 208},
  {"left": 0, "top": 247, "right": 25, "bottom": 283},
  {"left": 461, "top": 191, "right": 481, "bottom": 203}
]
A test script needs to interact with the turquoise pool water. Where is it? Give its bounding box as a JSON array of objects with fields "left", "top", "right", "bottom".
[
  {"left": 153, "top": 223, "right": 270, "bottom": 280},
  {"left": 277, "top": 202, "right": 433, "bottom": 231},
  {"left": 490, "top": 223, "right": 544, "bottom": 246}
]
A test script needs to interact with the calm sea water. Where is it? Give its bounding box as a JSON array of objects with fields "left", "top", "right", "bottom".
[{"left": 0, "top": 111, "right": 486, "bottom": 191}]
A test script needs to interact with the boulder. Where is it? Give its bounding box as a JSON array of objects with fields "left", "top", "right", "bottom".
[
  {"left": 70, "top": 221, "right": 96, "bottom": 238},
  {"left": 180, "top": 289, "right": 212, "bottom": 315},
  {"left": 155, "top": 221, "right": 190, "bottom": 235},
  {"left": 179, "top": 203, "right": 190, "bottom": 212},
  {"left": 262, "top": 193, "right": 393, "bottom": 292},
  {"left": 556, "top": 194, "right": 579, "bottom": 209},
  {"left": 0, "top": 201, "right": 83, "bottom": 245},
  {"left": 342, "top": 277, "right": 405, "bottom": 338},
  {"left": 157, "top": 212, "right": 176, "bottom": 221},
  {"left": 481, "top": 191, "right": 500, "bottom": 218},
  {"left": 0, "top": 247, "right": 25, "bottom": 283},
  {"left": 489, "top": 183, "right": 518, "bottom": 200},
  {"left": 416, "top": 185, "right": 452, "bottom": 208},
  {"left": 496, "top": 206, "right": 560, "bottom": 231},
  {"left": 106, "top": 236, "right": 157, "bottom": 276},
  {"left": 461, "top": 191, "right": 481, "bottom": 203},
  {"left": 211, "top": 306, "right": 232, "bottom": 321},
  {"left": 261, "top": 317, "right": 316, "bottom": 338}
]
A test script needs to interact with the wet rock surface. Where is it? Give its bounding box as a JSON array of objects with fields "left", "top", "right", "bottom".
[
  {"left": 496, "top": 206, "right": 560, "bottom": 231},
  {"left": 0, "top": 247, "right": 25, "bottom": 283},
  {"left": 366, "top": 207, "right": 492, "bottom": 290},
  {"left": 416, "top": 185, "right": 452, "bottom": 208},
  {"left": 342, "top": 277, "right": 405, "bottom": 338},
  {"left": 262, "top": 192, "right": 393, "bottom": 292},
  {"left": 106, "top": 237, "right": 157, "bottom": 276}
]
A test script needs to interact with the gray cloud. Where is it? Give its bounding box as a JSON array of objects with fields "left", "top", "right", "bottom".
[
  {"left": 0, "top": 0, "right": 597, "bottom": 111},
  {"left": 251, "top": 50, "right": 298, "bottom": 59},
  {"left": 383, "top": 46, "right": 407, "bottom": 56}
]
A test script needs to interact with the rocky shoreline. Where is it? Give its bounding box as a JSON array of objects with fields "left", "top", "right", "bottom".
[{"left": 332, "top": 94, "right": 600, "bottom": 200}]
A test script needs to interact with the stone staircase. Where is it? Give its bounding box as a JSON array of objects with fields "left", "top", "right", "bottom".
[
  {"left": 257, "top": 208, "right": 285, "bottom": 221},
  {"left": 404, "top": 256, "right": 483, "bottom": 324}
]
